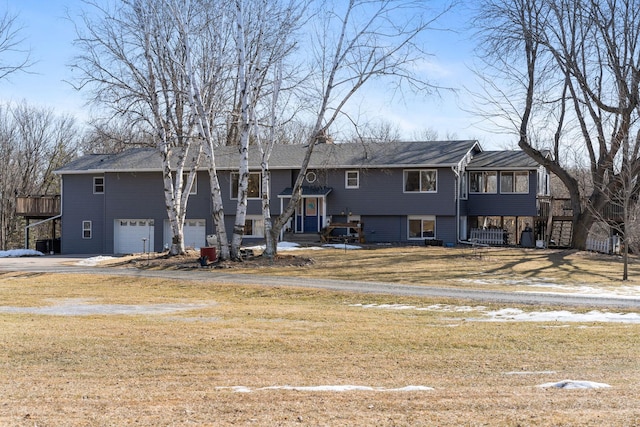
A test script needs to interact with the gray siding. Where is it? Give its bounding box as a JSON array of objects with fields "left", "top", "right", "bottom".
[
  {"left": 361, "top": 214, "right": 457, "bottom": 244},
  {"left": 60, "top": 174, "right": 107, "bottom": 254},
  {"left": 465, "top": 171, "right": 537, "bottom": 216},
  {"left": 324, "top": 167, "right": 456, "bottom": 216}
]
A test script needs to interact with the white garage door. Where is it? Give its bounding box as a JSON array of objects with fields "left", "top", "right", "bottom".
[
  {"left": 163, "top": 219, "right": 206, "bottom": 250},
  {"left": 114, "top": 219, "right": 155, "bottom": 254}
]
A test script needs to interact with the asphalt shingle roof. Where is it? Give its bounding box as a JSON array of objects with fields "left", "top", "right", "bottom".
[
  {"left": 467, "top": 150, "right": 539, "bottom": 170},
  {"left": 56, "top": 140, "right": 538, "bottom": 174}
]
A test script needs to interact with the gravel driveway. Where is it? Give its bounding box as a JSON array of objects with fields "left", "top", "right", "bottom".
[{"left": 2, "top": 255, "right": 640, "bottom": 309}]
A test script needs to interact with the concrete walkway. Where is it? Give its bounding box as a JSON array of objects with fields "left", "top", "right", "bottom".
[{"left": 1, "top": 255, "right": 640, "bottom": 309}]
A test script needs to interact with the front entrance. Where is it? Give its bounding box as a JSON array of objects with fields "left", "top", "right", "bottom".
[
  {"left": 278, "top": 186, "right": 332, "bottom": 237},
  {"left": 296, "top": 197, "right": 323, "bottom": 233}
]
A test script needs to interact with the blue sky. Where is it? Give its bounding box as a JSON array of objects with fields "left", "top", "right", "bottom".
[{"left": 0, "top": 0, "right": 511, "bottom": 149}]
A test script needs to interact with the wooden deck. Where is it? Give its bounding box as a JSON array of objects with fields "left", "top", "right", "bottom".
[{"left": 16, "top": 195, "right": 61, "bottom": 218}]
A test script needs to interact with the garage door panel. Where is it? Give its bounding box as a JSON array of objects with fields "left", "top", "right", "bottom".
[
  {"left": 163, "top": 219, "right": 206, "bottom": 250},
  {"left": 114, "top": 219, "right": 155, "bottom": 254}
]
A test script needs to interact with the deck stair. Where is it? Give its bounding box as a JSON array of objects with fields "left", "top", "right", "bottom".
[{"left": 548, "top": 219, "right": 573, "bottom": 247}]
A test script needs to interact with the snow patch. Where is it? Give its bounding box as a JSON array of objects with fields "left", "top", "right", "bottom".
[
  {"left": 75, "top": 255, "right": 117, "bottom": 266},
  {"left": 244, "top": 241, "right": 361, "bottom": 252},
  {"left": 0, "top": 298, "right": 214, "bottom": 316},
  {"left": 538, "top": 380, "right": 611, "bottom": 389},
  {"left": 0, "top": 249, "right": 44, "bottom": 258},
  {"left": 353, "top": 303, "right": 640, "bottom": 323}
]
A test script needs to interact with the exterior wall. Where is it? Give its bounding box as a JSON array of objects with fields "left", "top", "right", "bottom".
[
  {"left": 359, "top": 215, "right": 457, "bottom": 244},
  {"left": 324, "top": 167, "right": 456, "bottom": 216},
  {"left": 59, "top": 164, "right": 536, "bottom": 253},
  {"left": 60, "top": 174, "right": 107, "bottom": 254},
  {"left": 465, "top": 170, "right": 537, "bottom": 216}
]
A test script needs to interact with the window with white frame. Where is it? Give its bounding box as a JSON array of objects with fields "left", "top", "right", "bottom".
[
  {"left": 231, "top": 172, "right": 261, "bottom": 199},
  {"left": 82, "top": 221, "right": 92, "bottom": 239},
  {"left": 244, "top": 215, "right": 264, "bottom": 237},
  {"left": 404, "top": 170, "right": 437, "bottom": 193},
  {"left": 93, "top": 176, "right": 104, "bottom": 194},
  {"left": 408, "top": 216, "right": 435, "bottom": 239},
  {"left": 180, "top": 172, "right": 197, "bottom": 195},
  {"left": 469, "top": 171, "right": 497, "bottom": 193},
  {"left": 500, "top": 171, "right": 529, "bottom": 193},
  {"left": 345, "top": 170, "right": 359, "bottom": 189}
]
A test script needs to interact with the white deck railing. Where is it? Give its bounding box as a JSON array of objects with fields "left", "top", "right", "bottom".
[
  {"left": 469, "top": 228, "right": 506, "bottom": 245},
  {"left": 586, "top": 236, "right": 621, "bottom": 255}
]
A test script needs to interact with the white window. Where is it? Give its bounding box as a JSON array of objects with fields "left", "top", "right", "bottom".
[
  {"left": 404, "top": 170, "right": 437, "bottom": 193},
  {"left": 500, "top": 171, "right": 529, "bottom": 193},
  {"left": 82, "top": 221, "right": 92, "bottom": 239},
  {"left": 408, "top": 216, "right": 436, "bottom": 240},
  {"left": 244, "top": 216, "right": 264, "bottom": 237},
  {"left": 469, "top": 171, "right": 497, "bottom": 193},
  {"left": 345, "top": 170, "right": 359, "bottom": 189},
  {"left": 183, "top": 172, "right": 197, "bottom": 195},
  {"left": 93, "top": 177, "right": 104, "bottom": 194},
  {"left": 231, "top": 172, "right": 261, "bottom": 199}
]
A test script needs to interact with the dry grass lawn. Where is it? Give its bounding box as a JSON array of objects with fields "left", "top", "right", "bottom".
[{"left": 1, "top": 247, "right": 639, "bottom": 426}]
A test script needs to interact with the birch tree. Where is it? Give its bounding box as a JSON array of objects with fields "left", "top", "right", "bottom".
[
  {"left": 73, "top": 0, "right": 202, "bottom": 255},
  {"left": 171, "top": 0, "right": 234, "bottom": 260},
  {"left": 473, "top": 0, "right": 640, "bottom": 249},
  {"left": 264, "top": 0, "right": 450, "bottom": 256},
  {"left": 230, "top": 0, "right": 305, "bottom": 259}
]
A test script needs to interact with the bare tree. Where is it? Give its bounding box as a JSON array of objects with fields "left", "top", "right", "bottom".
[
  {"left": 230, "top": 0, "right": 306, "bottom": 259},
  {"left": 173, "top": 0, "right": 234, "bottom": 260},
  {"left": 265, "top": 0, "right": 451, "bottom": 256},
  {"left": 81, "top": 120, "right": 152, "bottom": 154},
  {"left": 0, "top": 8, "right": 31, "bottom": 81},
  {"left": 73, "top": 0, "right": 203, "bottom": 255},
  {"left": 0, "top": 103, "right": 81, "bottom": 250},
  {"left": 473, "top": 0, "right": 640, "bottom": 249}
]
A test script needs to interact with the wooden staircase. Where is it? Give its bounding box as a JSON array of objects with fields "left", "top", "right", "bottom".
[{"left": 548, "top": 219, "right": 573, "bottom": 247}]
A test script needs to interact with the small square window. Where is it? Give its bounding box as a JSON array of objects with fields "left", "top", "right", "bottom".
[
  {"left": 345, "top": 171, "right": 359, "bottom": 189},
  {"left": 93, "top": 177, "right": 104, "bottom": 194},
  {"left": 82, "top": 221, "right": 92, "bottom": 239}
]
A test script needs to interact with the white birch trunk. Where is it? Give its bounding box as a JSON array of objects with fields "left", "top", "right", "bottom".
[
  {"left": 230, "top": 0, "right": 251, "bottom": 260},
  {"left": 175, "top": 0, "right": 231, "bottom": 259}
]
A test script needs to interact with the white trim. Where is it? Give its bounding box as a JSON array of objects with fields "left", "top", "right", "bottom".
[
  {"left": 244, "top": 215, "right": 265, "bottom": 238},
  {"left": 82, "top": 220, "right": 92, "bottom": 239},
  {"left": 469, "top": 171, "right": 497, "bottom": 194},
  {"left": 407, "top": 215, "right": 436, "bottom": 240},
  {"left": 345, "top": 170, "right": 359, "bottom": 189},
  {"left": 499, "top": 171, "right": 529, "bottom": 194},
  {"left": 403, "top": 169, "right": 437, "bottom": 193},
  {"left": 93, "top": 176, "right": 104, "bottom": 194},
  {"left": 230, "top": 171, "right": 261, "bottom": 200}
]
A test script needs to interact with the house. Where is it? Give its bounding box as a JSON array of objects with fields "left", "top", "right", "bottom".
[{"left": 54, "top": 140, "right": 548, "bottom": 254}]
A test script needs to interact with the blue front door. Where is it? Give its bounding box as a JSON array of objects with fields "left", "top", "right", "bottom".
[{"left": 303, "top": 197, "right": 319, "bottom": 233}]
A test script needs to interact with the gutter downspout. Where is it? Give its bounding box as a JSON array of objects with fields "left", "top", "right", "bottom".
[
  {"left": 24, "top": 215, "right": 62, "bottom": 250},
  {"left": 452, "top": 165, "right": 478, "bottom": 247}
]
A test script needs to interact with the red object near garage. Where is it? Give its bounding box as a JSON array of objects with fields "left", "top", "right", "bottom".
[{"left": 200, "top": 247, "right": 217, "bottom": 263}]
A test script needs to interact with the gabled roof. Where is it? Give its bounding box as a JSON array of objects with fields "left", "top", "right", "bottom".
[
  {"left": 56, "top": 140, "right": 482, "bottom": 174},
  {"left": 467, "top": 150, "right": 539, "bottom": 170}
]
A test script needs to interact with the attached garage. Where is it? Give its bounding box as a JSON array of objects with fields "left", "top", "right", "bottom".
[
  {"left": 163, "top": 219, "right": 206, "bottom": 250},
  {"left": 114, "top": 219, "right": 155, "bottom": 254}
]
